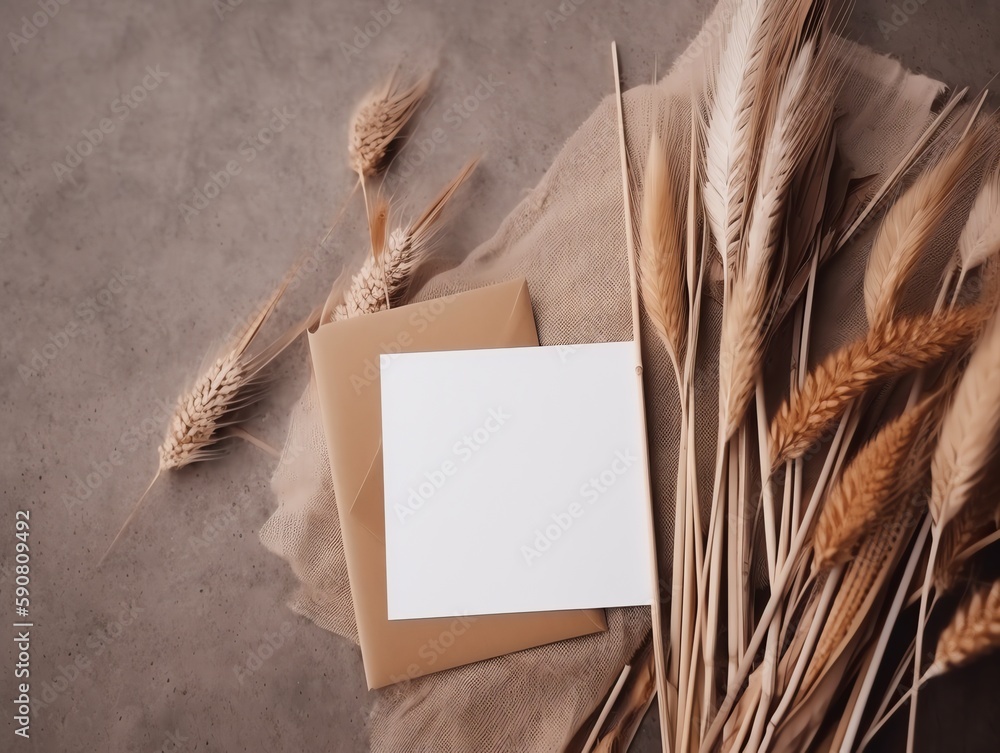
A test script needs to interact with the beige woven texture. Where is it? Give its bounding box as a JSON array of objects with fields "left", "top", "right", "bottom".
[{"left": 259, "top": 2, "right": 950, "bottom": 749}]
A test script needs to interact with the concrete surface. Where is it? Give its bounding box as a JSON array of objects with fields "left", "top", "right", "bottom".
[{"left": 1, "top": 1, "right": 998, "bottom": 751}]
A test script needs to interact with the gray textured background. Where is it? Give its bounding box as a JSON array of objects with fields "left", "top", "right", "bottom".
[{"left": 1, "top": 1, "right": 999, "bottom": 751}]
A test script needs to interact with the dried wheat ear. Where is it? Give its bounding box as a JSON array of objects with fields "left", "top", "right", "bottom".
[
  {"left": 101, "top": 276, "right": 317, "bottom": 565},
  {"left": 769, "top": 304, "right": 988, "bottom": 468},
  {"left": 323, "top": 158, "right": 478, "bottom": 322},
  {"left": 931, "top": 578, "right": 1000, "bottom": 675},
  {"left": 348, "top": 69, "right": 432, "bottom": 179}
]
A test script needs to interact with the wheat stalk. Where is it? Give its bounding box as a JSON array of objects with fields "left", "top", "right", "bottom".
[
  {"left": 101, "top": 276, "right": 316, "bottom": 564},
  {"left": 929, "top": 303, "right": 1000, "bottom": 528},
  {"left": 348, "top": 69, "right": 431, "bottom": 179},
  {"left": 639, "top": 129, "right": 687, "bottom": 368},
  {"left": 769, "top": 305, "right": 986, "bottom": 468},
  {"left": 813, "top": 395, "right": 939, "bottom": 570},
  {"left": 863, "top": 134, "right": 980, "bottom": 329},
  {"left": 326, "top": 159, "right": 478, "bottom": 322},
  {"left": 931, "top": 579, "right": 1000, "bottom": 674},
  {"left": 348, "top": 69, "right": 432, "bottom": 237}
]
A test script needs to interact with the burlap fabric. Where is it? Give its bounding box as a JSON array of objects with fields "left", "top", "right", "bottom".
[{"left": 259, "top": 2, "right": 952, "bottom": 749}]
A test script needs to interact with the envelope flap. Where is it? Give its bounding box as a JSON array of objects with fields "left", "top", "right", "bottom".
[
  {"left": 349, "top": 442, "right": 385, "bottom": 543},
  {"left": 308, "top": 280, "right": 538, "bottom": 526}
]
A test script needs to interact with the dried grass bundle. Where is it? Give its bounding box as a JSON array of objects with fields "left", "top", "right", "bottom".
[
  {"left": 768, "top": 305, "right": 985, "bottom": 467},
  {"left": 813, "top": 395, "right": 939, "bottom": 570},
  {"left": 931, "top": 579, "right": 1000, "bottom": 674},
  {"left": 639, "top": 130, "right": 687, "bottom": 368},
  {"left": 719, "top": 36, "right": 835, "bottom": 434}
]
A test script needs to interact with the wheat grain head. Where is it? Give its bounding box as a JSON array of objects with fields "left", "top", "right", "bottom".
[
  {"left": 958, "top": 165, "right": 1000, "bottom": 283},
  {"left": 703, "top": 0, "right": 785, "bottom": 279},
  {"left": 719, "top": 36, "right": 835, "bottom": 435},
  {"left": 813, "top": 395, "right": 939, "bottom": 570},
  {"left": 639, "top": 129, "right": 687, "bottom": 368},
  {"left": 348, "top": 69, "right": 431, "bottom": 178},
  {"left": 932, "top": 579, "right": 1000, "bottom": 674},
  {"left": 769, "top": 305, "right": 986, "bottom": 468},
  {"left": 328, "top": 159, "right": 478, "bottom": 321},
  {"left": 934, "top": 505, "right": 998, "bottom": 594}
]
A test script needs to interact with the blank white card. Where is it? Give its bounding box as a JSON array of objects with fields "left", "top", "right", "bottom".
[{"left": 380, "top": 342, "right": 654, "bottom": 620}]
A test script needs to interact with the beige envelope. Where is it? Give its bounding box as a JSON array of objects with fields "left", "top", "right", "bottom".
[{"left": 309, "top": 279, "right": 607, "bottom": 689}]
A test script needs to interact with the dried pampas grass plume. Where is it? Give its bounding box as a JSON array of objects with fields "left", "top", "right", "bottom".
[
  {"left": 769, "top": 305, "right": 986, "bottom": 468},
  {"left": 638, "top": 129, "right": 686, "bottom": 369},
  {"left": 929, "top": 303, "right": 1000, "bottom": 528},
  {"left": 702, "top": 0, "right": 785, "bottom": 278},
  {"left": 101, "top": 274, "right": 318, "bottom": 565},
  {"left": 348, "top": 69, "right": 432, "bottom": 179},
  {"left": 956, "top": 165, "right": 1000, "bottom": 292},
  {"left": 325, "top": 158, "right": 478, "bottom": 321},
  {"left": 930, "top": 579, "right": 1000, "bottom": 675},
  {"left": 719, "top": 36, "right": 834, "bottom": 434},
  {"left": 864, "top": 132, "right": 982, "bottom": 328},
  {"left": 813, "top": 394, "right": 939, "bottom": 570}
]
